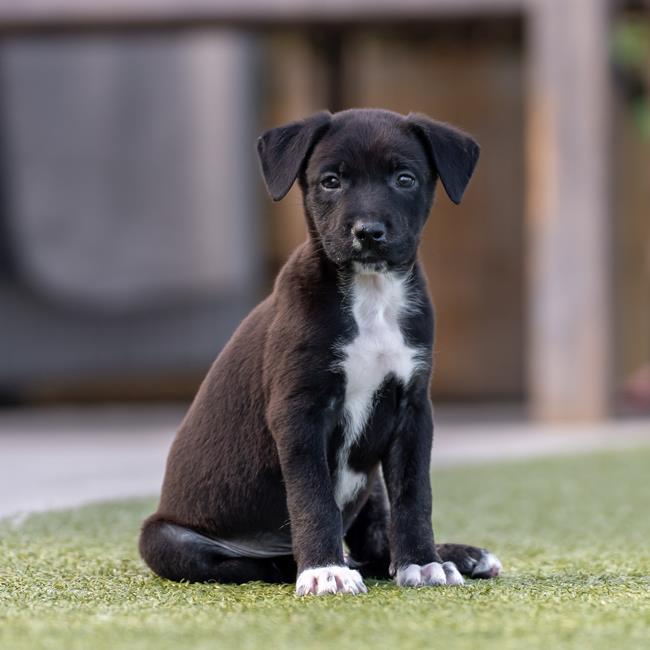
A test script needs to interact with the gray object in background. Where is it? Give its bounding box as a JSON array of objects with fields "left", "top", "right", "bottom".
[{"left": 0, "top": 31, "right": 261, "bottom": 392}]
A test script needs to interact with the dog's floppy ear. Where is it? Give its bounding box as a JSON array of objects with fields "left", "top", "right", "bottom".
[
  {"left": 257, "top": 111, "right": 332, "bottom": 201},
  {"left": 407, "top": 113, "right": 480, "bottom": 205}
]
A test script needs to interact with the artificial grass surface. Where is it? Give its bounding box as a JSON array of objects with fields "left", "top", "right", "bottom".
[{"left": 2, "top": 449, "right": 650, "bottom": 650}]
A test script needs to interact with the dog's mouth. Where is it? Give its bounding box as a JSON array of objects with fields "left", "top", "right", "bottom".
[
  {"left": 348, "top": 248, "right": 401, "bottom": 273},
  {"left": 350, "top": 251, "right": 387, "bottom": 270},
  {"left": 324, "top": 237, "right": 412, "bottom": 272},
  {"left": 348, "top": 248, "right": 416, "bottom": 275},
  {"left": 352, "top": 249, "right": 385, "bottom": 263}
]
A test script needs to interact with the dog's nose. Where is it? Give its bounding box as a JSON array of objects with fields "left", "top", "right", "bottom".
[{"left": 351, "top": 222, "right": 386, "bottom": 244}]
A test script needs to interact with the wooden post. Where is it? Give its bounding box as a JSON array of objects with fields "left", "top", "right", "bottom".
[{"left": 526, "top": 0, "right": 613, "bottom": 420}]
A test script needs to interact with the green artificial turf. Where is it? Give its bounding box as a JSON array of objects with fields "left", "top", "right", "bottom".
[{"left": 2, "top": 448, "right": 650, "bottom": 650}]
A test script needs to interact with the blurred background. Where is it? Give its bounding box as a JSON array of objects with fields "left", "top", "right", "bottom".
[{"left": 0, "top": 0, "right": 648, "bottom": 514}]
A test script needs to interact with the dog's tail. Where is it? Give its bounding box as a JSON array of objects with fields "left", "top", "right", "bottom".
[{"left": 138, "top": 515, "right": 293, "bottom": 584}]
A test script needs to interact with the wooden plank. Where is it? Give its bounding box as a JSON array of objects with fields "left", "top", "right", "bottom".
[
  {"left": 0, "top": 0, "right": 528, "bottom": 30},
  {"left": 526, "top": 0, "right": 612, "bottom": 420}
]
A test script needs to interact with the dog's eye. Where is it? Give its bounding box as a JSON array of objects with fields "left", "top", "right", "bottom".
[
  {"left": 396, "top": 172, "right": 416, "bottom": 188},
  {"left": 320, "top": 174, "right": 341, "bottom": 190}
]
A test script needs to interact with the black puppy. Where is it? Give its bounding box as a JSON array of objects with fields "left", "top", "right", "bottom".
[{"left": 140, "top": 108, "right": 501, "bottom": 595}]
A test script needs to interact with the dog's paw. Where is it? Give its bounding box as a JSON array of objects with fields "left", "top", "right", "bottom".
[
  {"left": 470, "top": 551, "right": 502, "bottom": 579},
  {"left": 436, "top": 543, "right": 502, "bottom": 579},
  {"left": 395, "top": 561, "right": 464, "bottom": 587},
  {"left": 295, "top": 565, "right": 368, "bottom": 596}
]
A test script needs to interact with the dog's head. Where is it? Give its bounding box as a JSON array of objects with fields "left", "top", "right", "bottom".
[{"left": 257, "top": 108, "right": 479, "bottom": 272}]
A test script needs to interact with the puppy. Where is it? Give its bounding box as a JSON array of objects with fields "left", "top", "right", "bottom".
[{"left": 139, "top": 108, "right": 501, "bottom": 595}]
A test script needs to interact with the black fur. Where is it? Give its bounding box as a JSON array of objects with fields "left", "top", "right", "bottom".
[{"left": 140, "top": 108, "right": 495, "bottom": 587}]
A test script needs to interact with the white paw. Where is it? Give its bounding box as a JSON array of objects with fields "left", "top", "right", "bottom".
[
  {"left": 295, "top": 565, "right": 368, "bottom": 596},
  {"left": 471, "top": 552, "right": 502, "bottom": 579},
  {"left": 395, "top": 561, "right": 464, "bottom": 587}
]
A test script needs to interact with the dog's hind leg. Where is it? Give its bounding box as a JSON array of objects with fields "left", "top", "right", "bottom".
[
  {"left": 344, "top": 476, "right": 392, "bottom": 579},
  {"left": 342, "top": 478, "right": 501, "bottom": 580},
  {"left": 139, "top": 516, "right": 297, "bottom": 584},
  {"left": 435, "top": 543, "right": 502, "bottom": 579}
]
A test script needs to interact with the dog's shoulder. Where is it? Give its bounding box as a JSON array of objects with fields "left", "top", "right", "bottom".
[{"left": 262, "top": 242, "right": 349, "bottom": 404}]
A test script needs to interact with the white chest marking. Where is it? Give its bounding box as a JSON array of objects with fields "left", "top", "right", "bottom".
[{"left": 334, "top": 268, "right": 425, "bottom": 509}]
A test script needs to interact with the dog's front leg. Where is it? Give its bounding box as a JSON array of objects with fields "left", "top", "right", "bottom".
[
  {"left": 382, "top": 393, "right": 464, "bottom": 587},
  {"left": 271, "top": 402, "right": 367, "bottom": 596}
]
